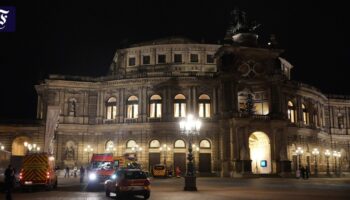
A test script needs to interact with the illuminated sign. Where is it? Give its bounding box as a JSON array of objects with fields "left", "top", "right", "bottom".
[{"left": 260, "top": 160, "right": 267, "bottom": 167}]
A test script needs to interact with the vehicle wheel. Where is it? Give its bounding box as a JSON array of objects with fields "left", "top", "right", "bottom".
[
  {"left": 105, "top": 189, "right": 110, "bottom": 197},
  {"left": 144, "top": 192, "right": 150, "bottom": 199}
]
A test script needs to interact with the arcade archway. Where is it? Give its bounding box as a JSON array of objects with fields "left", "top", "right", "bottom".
[
  {"left": 12, "top": 136, "right": 31, "bottom": 156},
  {"left": 249, "top": 131, "right": 271, "bottom": 174}
]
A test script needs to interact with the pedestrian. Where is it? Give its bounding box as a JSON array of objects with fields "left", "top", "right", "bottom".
[
  {"left": 305, "top": 166, "right": 310, "bottom": 179},
  {"left": 74, "top": 166, "right": 78, "bottom": 178},
  {"left": 300, "top": 166, "right": 306, "bottom": 179},
  {"left": 64, "top": 166, "right": 70, "bottom": 178},
  {"left": 4, "top": 164, "right": 15, "bottom": 200},
  {"left": 79, "top": 166, "right": 85, "bottom": 183},
  {"left": 175, "top": 166, "right": 181, "bottom": 178}
]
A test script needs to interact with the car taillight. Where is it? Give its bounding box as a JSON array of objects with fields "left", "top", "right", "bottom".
[
  {"left": 144, "top": 179, "right": 150, "bottom": 186},
  {"left": 19, "top": 172, "right": 23, "bottom": 180},
  {"left": 46, "top": 172, "right": 50, "bottom": 179}
]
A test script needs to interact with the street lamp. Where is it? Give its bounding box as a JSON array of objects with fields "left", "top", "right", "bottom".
[
  {"left": 106, "top": 143, "right": 116, "bottom": 155},
  {"left": 84, "top": 145, "right": 93, "bottom": 163},
  {"left": 333, "top": 151, "right": 341, "bottom": 176},
  {"left": 131, "top": 144, "right": 143, "bottom": 161},
  {"left": 159, "top": 144, "right": 171, "bottom": 165},
  {"left": 335, "top": 151, "right": 342, "bottom": 176},
  {"left": 295, "top": 147, "right": 303, "bottom": 178},
  {"left": 0, "top": 142, "right": 4, "bottom": 150},
  {"left": 324, "top": 149, "right": 331, "bottom": 176},
  {"left": 23, "top": 141, "right": 41, "bottom": 153},
  {"left": 311, "top": 148, "right": 319, "bottom": 176},
  {"left": 179, "top": 114, "right": 201, "bottom": 191}
]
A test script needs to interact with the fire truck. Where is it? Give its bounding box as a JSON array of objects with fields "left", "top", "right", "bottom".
[{"left": 19, "top": 152, "right": 57, "bottom": 190}]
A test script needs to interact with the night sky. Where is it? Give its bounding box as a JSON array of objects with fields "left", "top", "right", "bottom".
[{"left": 0, "top": 0, "right": 349, "bottom": 120}]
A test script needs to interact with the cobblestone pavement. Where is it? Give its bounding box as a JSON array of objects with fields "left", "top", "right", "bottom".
[{"left": 1, "top": 177, "right": 350, "bottom": 200}]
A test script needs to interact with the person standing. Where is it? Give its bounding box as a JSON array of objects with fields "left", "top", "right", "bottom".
[
  {"left": 175, "top": 166, "right": 181, "bottom": 178},
  {"left": 4, "top": 164, "right": 15, "bottom": 200},
  {"left": 80, "top": 166, "right": 85, "bottom": 183},
  {"left": 300, "top": 166, "right": 306, "bottom": 179},
  {"left": 64, "top": 166, "right": 70, "bottom": 178},
  {"left": 73, "top": 166, "right": 78, "bottom": 178},
  {"left": 305, "top": 166, "right": 310, "bottom": 179}
]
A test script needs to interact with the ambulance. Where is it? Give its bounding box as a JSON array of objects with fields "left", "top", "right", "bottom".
[{"left": 19, "top": 153, "right": 57, "bottom": 190}]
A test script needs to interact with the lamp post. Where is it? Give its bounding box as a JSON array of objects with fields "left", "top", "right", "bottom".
[
  {"left": 192, "top": 144, "right": 200, "bottom": 173},
  {"left": 179, "top": 114, "right": 201, "bottom": 191},
  {"left": 84, "top": 145, "right": 93, "bottom": 164},
  {"left": 333, "top": 151, "right": 341, "bottom": 176},
  {"left": 311, "top": 148, "right": 319, "bottom": 176},
  {"left": 23, "top": 141, "right": 41, "bottom": 154},
  {"left": 131, "top": 144, "right": 143, "bottom": 161},
  {"left": 336, "top": 151, "right": 342, "bottom": 177},
  {"left": 295, "top": 147, "right": 303, "bottom": 178},
  {"left": 324, "top": 149, "right": 331, "bottom": 176},
  {"left": 159, "top": 144, "right": 171, "bottom": 165},
  {"left": 0, "top": 143, "right": 4, "bottom": 150}
]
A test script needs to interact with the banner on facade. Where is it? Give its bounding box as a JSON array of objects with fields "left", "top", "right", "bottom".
[{"left": 44, "top": 106, "right": 60, "bottom": 154}]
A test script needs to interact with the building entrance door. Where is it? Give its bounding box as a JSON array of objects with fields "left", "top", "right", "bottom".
[
  {"left": 199, "top": 153, "right": 211, "bottom": 173},
  {"left": 173, "top": 153, "right": 186, "bottom": 176},
  {"left": 149, "top": 153, "right": 160, "bottom": 173}
]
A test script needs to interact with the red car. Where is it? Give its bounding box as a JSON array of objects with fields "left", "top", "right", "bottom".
[{"left": 105, "top": 169, "right": 150, "bottom": 199}]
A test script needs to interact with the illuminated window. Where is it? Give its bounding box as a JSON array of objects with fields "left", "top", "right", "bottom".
[
  {"left": 128, "top": 57, "right": 136, "bottom": 66},
  {"left": 174, "top": 140, "right": 186, "bottom": 148},
  {"left": 287, "top": 101, "right": 296, "bottom": 123},
  {"left": 198, "top": 94, "right": 211, "bottom": 118},
  {"left": 190, "top": 54, "right": 199, "bottom": 63},
  {"left": 68, "top": 98, "right": 77, "bottom": 116},
  {"left": 143, "top": 55, "right": 150, "bottom": 65},
  {"left": 174, "top": 94, "right": 186, "bottom": 117},
  {"left": 174, "top": 54, "right": 182, "bottom": 63},
  {"left": 106, "top": 97, "right": 117, "bottom": 119},
  {"left": 338, "top": 114, "right": 344, "bottom": 128},
  {"left": 302, "top": 104, "right": 309, "bottom": 125},
  {"left": 158, "top": 54, "right": 166, "bottom": 64},
  {"left": 150, "top": 95, "right": 162, "bottom": 118},
  {"left": 126, "top": 140, "right": 136, "bottom": 148},
  {"left": 127, "top": 96, "right": 138, "bottom": 119},
  {"left": 149, "top": 140, "right": 160, "bottom": 148},
  {"left": 254, "top": 92, "right": 269, "bottom": 115},
  {"left": 206, "top": 54, "right": 214, "bottom": 63},
  {"left": 199, "top": 140, "right": 211, "bottom": 148}
]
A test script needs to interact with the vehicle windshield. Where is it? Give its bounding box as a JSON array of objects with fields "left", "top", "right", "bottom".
[
  {"left": 91, "top": 161, "right": 113, "bottom": 170},
  {"left": 124, "top": 171, "right": 147, "bottom": 179}
]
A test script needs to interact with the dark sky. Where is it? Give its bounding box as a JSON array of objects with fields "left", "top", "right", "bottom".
[{"left": 1, "top": 0, "right": 349, "bottom": 119}]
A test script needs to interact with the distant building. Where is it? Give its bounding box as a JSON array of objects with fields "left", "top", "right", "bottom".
[{"left": 1, "top": 13, "right": 349, "bottom": 177}]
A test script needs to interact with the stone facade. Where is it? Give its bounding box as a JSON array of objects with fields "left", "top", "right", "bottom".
[{"left": 1, "top": 35, "right": 350, "bottom": 177}]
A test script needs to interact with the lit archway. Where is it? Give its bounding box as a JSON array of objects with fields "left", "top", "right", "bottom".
[
  {"left": 249, "top": 131, "right": 271, "bottom": 174},
  {"left": 12, "top": 136, "right": 31, "bottom": 156}
]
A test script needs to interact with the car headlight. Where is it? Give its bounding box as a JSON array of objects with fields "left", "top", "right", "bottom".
[
  {"left": 89, "top": 173, "right": 97, "bottom": 181},
  {"left": 111, "top": 174, "right": 117, "bottom": 179}
]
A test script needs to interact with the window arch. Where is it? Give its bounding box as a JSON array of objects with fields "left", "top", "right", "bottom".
[
  {"left": 174, "top": 94, "right": 186, "bottom": 118},
  {"left": 106, "top": 97, "right": 117, "bottom": 119},
  {"left": 150, "top": 95, "right": 162, "bottom": 118},
  {"left": 149, "top": 140, "right": 160, "bottom": 148},
  {"left": 302, "top": 104, "right": 309, "bottom": 125},
  {"left": 68, "top": 98, "right": 77, "bottom": 116},
  {"left": 174, "top": 139, "right": 186, "bottom": 148},
  {"left": 287, "top": 101, "right": 296, "bottom": 123},
  {"left": 199, "top": 139, "right": 211, "bottom": 148},
  {"left": 127, "top": 96, "right": 138, "bottom": 118},
  {"left": 198, "top": 94, "right": 211, "bottom": 118},
  {"left": 105, "top": 140, "right": 115, "bottom": 151},
  {"left": 126, "top": 140, "right": 137, "bottom": 148}
]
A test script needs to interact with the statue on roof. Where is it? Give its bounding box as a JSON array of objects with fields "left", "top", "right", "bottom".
[{"left": 225, "top": 8, "right": 261, "bottom": 37}]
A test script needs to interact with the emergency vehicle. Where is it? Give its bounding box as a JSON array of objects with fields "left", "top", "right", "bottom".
[{"left": 19, "top": 152, "right": 57, "bottom": 190}]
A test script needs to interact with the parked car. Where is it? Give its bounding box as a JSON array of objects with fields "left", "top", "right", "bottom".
[{"left": 105, "top": 169, "right": 150, "bottom": 199}]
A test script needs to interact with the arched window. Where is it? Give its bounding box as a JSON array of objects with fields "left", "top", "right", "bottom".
[
  {"left": 338, "top": 113, "right": 344, "bottom": 129},
  {"left": 150, "top": 95, "right": 162, "bottom": 118},
  {"left": 302, "top": 104, "right": 309, "bottom": 125},
  {"left": 198, "top": 94, "right": 211, "bottom": 118},
  {"left": 106, "top": 97, "right": 117, "bottom": 119},
  {"left": 174, "top": 139, "right": 186, "bottom": 148},
  {"left": 174, "top": 94, "right": 186, "bottom": 118},
  {"left": 287, "top": 101, "right": 296, "bottom": 123},
  {"left": 126, "top": 140, "right": 136, "bottom": 148},
  {"left": 127, "top": 96, "right": 138, "bottom": 118},
  {"left": 68, "top": 98, "right": 77, "bottom": 116},
  {"left": 149, "top": 140, "right": 160, "bottom": 148},
  {"left": 199, "top": 140, "right": 211, "bottom": 148},
  {"left": 105, "top": 140, "right": 115, "bottom": 151}
]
